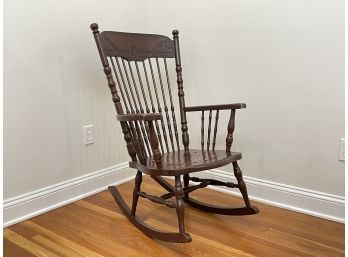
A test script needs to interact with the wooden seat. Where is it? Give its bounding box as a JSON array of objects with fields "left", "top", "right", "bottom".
[
  {"left": 90, "top": 23, "right": 259, "bottom": 243},
  {"left": 130, "top": 149, "right": 242, "bottom": 176}
]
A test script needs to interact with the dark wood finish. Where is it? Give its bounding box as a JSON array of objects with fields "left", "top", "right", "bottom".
[
  {"left": 146, "top": 121, "right": 161, "bottom": 164},
  {"left": 121, "top": 122, "right": 137, "bottom": 162},
  {"left": 173, "top": 30, "right": 190, "bottom": 154},
  {"left": 156, "top": 58, "right": 175, "bottom": 152},
  {"left": 141, "top": 60, "right": 165, "bottom": 153},
  {"left": 116, "top": 113, "right": 162, "bottom": 121},
  {"left": 184, "top": 103, "right": 246, "bottom": 112},
  {"left": 174, "top": 176, "right": 186, "bottom": 234},
  {"left": 212, "top": 110, "right": 219, "bottom": 150},
  {"left": 226, "top": 110, "right": 236, "bottom": 152},
  {"left": 108, "top": 186, "right": 192, "bottom": 243},
  {"left": 233, "top": 161, "right": 251, "bottom": 207},
  {"left": 137, "top": 191, "right": 176, "bottom": 208},
  {"left": 164, "top": 58, "right": 180, "bottom": 151},
  {"left": 91, "top": 23, "right": 258, "bottom": 243},
  {"left": 129, "top": 149, "right": 242, "bottom": 176},
  {"left": 207, "top": 110, "right": 212, "bottom": 149},
  {"left": 148, "top": 58, "right": 170, "bottom": 153},
  {"left": 131, "top": 171, "right": 142, "bottom": 215},
  {"left": 150, "top": 175, "right": 174, "bottom": 192},
  {"left": 201, "top": 111, "right": 204, "bottom": 149},
  {"left": 100, "top": 31, "right": 174, "bottom": 61},
  {"left": 183, "top": 197, "right": 259, "bottom": 215},
  {"left": 183, "top": 173, "right": 190, "bottom": 198},
  {"left": 190, "top": 176, "right": 238, "bottom": 188}
]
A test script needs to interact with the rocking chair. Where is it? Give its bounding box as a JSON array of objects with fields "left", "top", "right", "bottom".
[{"left": 90, "top": 23, "right": 259, "bottom": 243}]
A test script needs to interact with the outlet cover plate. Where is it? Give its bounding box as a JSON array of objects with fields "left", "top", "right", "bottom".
[{"left": 83, "top": 125, "right": 94, "bottom": 145}]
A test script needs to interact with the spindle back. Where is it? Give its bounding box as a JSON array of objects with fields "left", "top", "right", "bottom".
[{"left": 91, "top": 24, "right": 190, "bottom": 163}]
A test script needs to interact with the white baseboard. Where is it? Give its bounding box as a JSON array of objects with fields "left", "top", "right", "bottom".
[
  {"left": 4, "top": 163, "right": 344, "bottom": 228},
  {"left": 197, "top": 169, "right": 345, "bottom": 223},
  {"left": 3, "top": 162, "right": 134, "bottom": 228}
]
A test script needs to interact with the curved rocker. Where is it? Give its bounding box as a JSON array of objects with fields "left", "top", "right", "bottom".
[
  {"left": 183, "top": 196, "right": 259, "bottom": 215},
  {"left": 108, "top": 186, "right": 192, "bottom": 243}
]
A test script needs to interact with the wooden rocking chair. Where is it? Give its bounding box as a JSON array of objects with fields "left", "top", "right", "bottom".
[{"left": 90, "top": 23, "right": 259, "bottom": 243}]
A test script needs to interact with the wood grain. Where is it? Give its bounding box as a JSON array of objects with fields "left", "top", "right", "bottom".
[
  {"left": 4, "top": 176, "right": 344, "bottom": 257},
  {"left": 4, "top": 230, "right": 60, "bottom": 257},
  {"left": 130, "top": 149, "right": 242, "bottom": 176}
]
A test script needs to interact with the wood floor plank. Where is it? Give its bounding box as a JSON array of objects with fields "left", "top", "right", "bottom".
[
  {"left": 4, "top": 229, "right": 60, "bottom": 257},
  {"left": 147, "top": 218, "right": 255, "bottom": 257},
  {"left": 4, "top": 175, "right": 345, "bottom": 257},
  {"left": 77, "top": 200, "right": 227, "bottom": 257},
  {"left": 31, "top": 235, "right": 84, "bottom": 257},
  {"left": 28, "top": 203, "right": 189, "bottom": 257},
  {"left": 263, "top": 228, "right": 344, "bottom": 256},
  {"left": 3, "top": 238, "right": 36, "bottom": 257},
  {"left": 22, "top": 221, "right": 105, "bottom": 257}
]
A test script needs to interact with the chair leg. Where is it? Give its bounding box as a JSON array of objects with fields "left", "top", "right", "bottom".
[
  {"left": 182, "top": 161, "right": 259, "bottom": 216},
  {"left": 183, "top": 174, "right": 190, "bottom": 199},
  {"left": 175, "top": 175, "right": 186, "bottom": 233},
  {"left": 232, "top": 161, "right": 251, "bottom": 208},
  {"left": 131, "top": 171, "right": 142, "bottom": 216},
  {"left": 108, "top": 185, "right": 192, "bottom": 243}
]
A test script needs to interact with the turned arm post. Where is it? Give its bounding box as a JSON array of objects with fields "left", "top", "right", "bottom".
[
  {"left": 225, "top": 109, "right": 236, "bottom": 152},
  {"left": 147, "top": 120, "right": 162, "bottom": 166}
]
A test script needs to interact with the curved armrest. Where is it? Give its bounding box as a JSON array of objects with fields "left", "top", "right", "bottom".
[
  {"left": 184, "top": 103, "right": 246, "bottom": 112},
  {"left": 116, "top": 113, "right": 162, "bottom": 121},
  {"left": 185, "top": 104, "right": 244, "bottom": 152},
  {"left": 117, "top": 113, "right": 162, "bottom": 165}
]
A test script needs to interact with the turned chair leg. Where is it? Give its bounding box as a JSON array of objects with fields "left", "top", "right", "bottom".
[
  {"left": 131, "top": 171, "right": 142, "bottom": 216},
  {"left": 232, "top": 161, "right": 251, "bottom": 208},
  {"left": 174, "top": 175, "right": 186, "bottom": 233},
  {"left": 183, "top": 174, "right": 190, "bottom": 198}
]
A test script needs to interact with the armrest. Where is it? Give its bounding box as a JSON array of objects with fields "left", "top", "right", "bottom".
[
  {"left": 184, "top": 103, "right": 246, "bottom": 112},
  {"left": 116, "top": 113, "right": 162, "bottom": 121}
]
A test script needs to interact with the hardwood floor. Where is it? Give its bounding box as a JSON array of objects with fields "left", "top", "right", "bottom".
[{"left": 4, "top": 176, "right": 344, "bottom": 257}]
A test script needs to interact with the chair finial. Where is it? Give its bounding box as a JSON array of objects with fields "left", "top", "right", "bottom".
[
  {"left": 90, "top": 23, "right": 99, "bottom": 33},
  {"left": 172, "top": 30, "right": 179, "bottom": 37}
]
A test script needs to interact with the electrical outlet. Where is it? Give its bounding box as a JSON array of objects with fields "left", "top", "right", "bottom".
[
  {"left": 83, "top": 125, "right": 94, "bottom": 145},
  {"left": 339, "top": 138, "right": 345, "bottom": 161}
]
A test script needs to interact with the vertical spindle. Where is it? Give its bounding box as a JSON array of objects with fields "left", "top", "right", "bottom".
[
  {"left": 127, "top": 61, "right": 151, "bottom": 155},
  {"left": 115, "top": 58, "right": 135, "bottom": 113},
  {"left": 212, "top": 110, "right": 219, "bottom": 150},
  {"left": 142, "top": 61, "right": 165, "bottom": 154},
  {"left": 135, "top": 61, "right": 150, "bottom": 113},
  {"left": 207, "top": 110, "right": 212, "bottom": 150},
  {"left": 164, "top": 58, "right": 180, "bottom": 151},
  {"left": 120, "top": 58, "right": 149, "bottom": 157},
  {"left": 201, "top": 111, "right": 204, "bottom": 149},
  {"left": 109, "top": 57, "right": 129, "bottom": 113},
  {"left": 148, "top": 58, "right": 170, "bottom": 153},
  {"left": 156, "top": 58, "right": 175, "bottom": 152}
]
